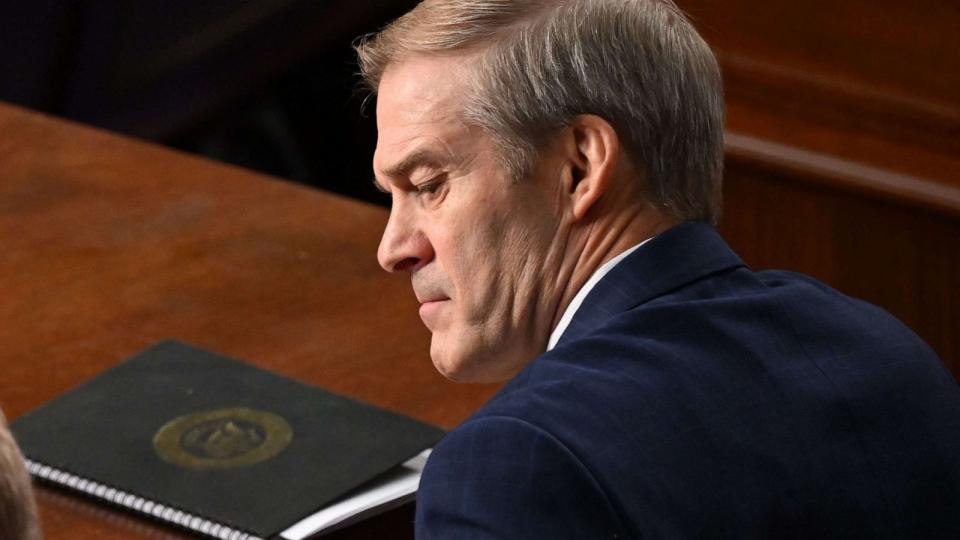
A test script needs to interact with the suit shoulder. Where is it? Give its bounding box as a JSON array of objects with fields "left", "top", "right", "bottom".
[
  {"left": 754, "top": 269, "right": 941, "bottom": 359},
  {"left": 417, "top": 415, "right": 626, "bottom": 539}
]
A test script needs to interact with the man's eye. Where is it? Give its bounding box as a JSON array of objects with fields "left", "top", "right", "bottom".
[
  {"left": 416, "top": 182, "right": 441, "bottom": 195},
  {"left": 414, "top": 178, "right": 447, "bottom": 202}
]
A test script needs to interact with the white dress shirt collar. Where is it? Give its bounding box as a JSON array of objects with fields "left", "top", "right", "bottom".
[{"left": 546, "top": 237, "right": 653, "bottom": 350}]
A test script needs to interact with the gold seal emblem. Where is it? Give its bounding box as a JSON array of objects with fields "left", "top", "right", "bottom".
[{"left": 153, "top": 407, "right": 293, "bottom": 470}]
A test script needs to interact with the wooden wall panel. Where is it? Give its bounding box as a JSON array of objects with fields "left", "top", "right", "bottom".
[
  {"left": 720, "top": 152, "right": 960, "bottom": 376},
  {"left": 679, "top": 0, "right": 960, "bottom": 181},
  {"left": 681, "top": 0, "right": 960, "bottom": 109}
]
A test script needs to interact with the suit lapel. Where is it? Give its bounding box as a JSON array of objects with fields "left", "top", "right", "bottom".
[{"left": 556, "top": 222, "right": 745, "bottom": 346}]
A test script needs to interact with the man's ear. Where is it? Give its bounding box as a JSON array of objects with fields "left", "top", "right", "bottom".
[{"left": 559, "top": 114, "right": 621, "bottom": 221}]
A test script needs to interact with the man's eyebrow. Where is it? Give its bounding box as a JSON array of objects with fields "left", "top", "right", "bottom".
[{"left": 378, "top": 149, "right": 450, "bottom": 182}]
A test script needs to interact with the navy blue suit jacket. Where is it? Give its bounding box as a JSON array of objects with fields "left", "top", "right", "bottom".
[{"left": 416, "top": 222, "right": 960, "bottom": 539}]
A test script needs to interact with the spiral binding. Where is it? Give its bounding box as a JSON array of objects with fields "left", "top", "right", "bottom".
[{"left": 26, "top": 459, "right": 264, "bottom": 540}]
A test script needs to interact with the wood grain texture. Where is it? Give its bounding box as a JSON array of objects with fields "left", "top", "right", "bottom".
[
  {"left": 678, "top": 0, "right": 960, "bottom": 195},
  {"left": 0, "top": 102, "right": 500, "bottom": 539},
  {"left": 725, "top": 133, "right": 960, "bottom": 217}
]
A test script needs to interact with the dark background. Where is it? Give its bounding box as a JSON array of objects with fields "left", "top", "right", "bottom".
[{"left": 0, "top": 0, "right": 419, "bottom": 205}]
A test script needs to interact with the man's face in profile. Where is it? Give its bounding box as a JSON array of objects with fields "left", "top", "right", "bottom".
[{"left": 373, "top": 54, "right": 566, "bottom": 383}]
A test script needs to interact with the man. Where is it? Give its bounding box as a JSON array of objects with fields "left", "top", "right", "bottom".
[
  {"left": 0, "top": 409, "right": 39, "bottom": 540},
  {"left": 357, "top": 0, "right": 960, "bottom": 537}
]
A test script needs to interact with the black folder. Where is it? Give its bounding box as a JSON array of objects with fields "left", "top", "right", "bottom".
[{"left": 11, "top": 340, "right": 444, "bottom": 539}]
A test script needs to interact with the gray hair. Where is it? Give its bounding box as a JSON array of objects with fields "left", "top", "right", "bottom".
[
  {"left": 0, "top": 409, "right": 39, "bottom": 540},
  {"left": 356, "top": 0, "right": 724, "bottom": 224}
]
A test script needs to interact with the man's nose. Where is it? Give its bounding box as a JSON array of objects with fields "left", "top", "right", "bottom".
[{"left": 377, "top": 205, "right": 434, "bottom": 273}]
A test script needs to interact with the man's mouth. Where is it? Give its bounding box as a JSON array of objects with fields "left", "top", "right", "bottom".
[
  {"left": 414, "top": 288, "right": 449, "bottom": 305},
  {"left": 417, "top": 297, "right": 449, "bottom": 325}
]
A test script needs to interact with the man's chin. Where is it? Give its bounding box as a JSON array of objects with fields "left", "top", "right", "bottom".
[
  {"left": 429, "top": 339, "right": 532, "bottom": 384},
  {"left": 430, "top": 350, "right": 483, "bottom": 382}
]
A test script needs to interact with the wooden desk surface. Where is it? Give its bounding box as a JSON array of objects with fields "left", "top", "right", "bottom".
[{"left": 0, "top": 102, "right": 500, "bottom": 539}]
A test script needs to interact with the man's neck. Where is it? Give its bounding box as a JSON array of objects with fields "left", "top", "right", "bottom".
[{"left": 547, "top": 206, "right": 676, "bottom": 338}]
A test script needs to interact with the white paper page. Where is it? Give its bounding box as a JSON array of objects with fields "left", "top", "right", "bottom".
[{"left": 280, "top": 450, "right": 431, "bottom": 540}]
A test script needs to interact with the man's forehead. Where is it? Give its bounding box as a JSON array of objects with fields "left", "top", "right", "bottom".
[
  {"left": 373, "top": 55, "right": 475, "bottom": 181},
  {"left": 375, "top": 55, "right": 470, "bottom": 127},
  {"left": 373, "top": 124, "right": 462, "bottom": 181}
]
